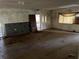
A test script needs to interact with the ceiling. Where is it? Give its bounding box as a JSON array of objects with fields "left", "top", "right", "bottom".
[{"left": 0, "top": 0, "right": 79, "bottom": 9}]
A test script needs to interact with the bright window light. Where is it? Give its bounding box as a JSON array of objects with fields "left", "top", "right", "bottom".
[
  {"left": 36, "top": 14, "right": 40, "bottom": 23},
  {"left": 45, "top": 16, "right": 47, "bottom": 23},
  {"left": 76, "top": 14, "right": 79, "bottom": 17},
  {"left": 59, "top": 14, "right": 75, "bottom": 24},
  {"left": 35, "top": 14, "right": 41, "bottom": 30}
]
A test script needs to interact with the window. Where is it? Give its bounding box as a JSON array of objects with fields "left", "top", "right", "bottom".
[
  {"left": 41, "top": 15, "right": 47, "bottom": 23},
  {"left": 59, "top": 13, "right": 75, "bottom": 24}
]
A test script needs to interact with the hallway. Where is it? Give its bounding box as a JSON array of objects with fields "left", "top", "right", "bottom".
[{"left": 0, "top": 30, "right": 79, "bottom": 59}]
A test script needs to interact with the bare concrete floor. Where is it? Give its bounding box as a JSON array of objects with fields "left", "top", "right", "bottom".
[{"left": 0, "top": 30, "right": 79, "bottom": 59}]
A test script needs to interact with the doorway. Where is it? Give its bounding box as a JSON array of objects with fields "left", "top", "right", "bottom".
[
  {"left": 35, "top": 14, "right": 41, "bottom": 31},
  {"left": 29, "top": 14, "right": 37, "bottom": 32}
]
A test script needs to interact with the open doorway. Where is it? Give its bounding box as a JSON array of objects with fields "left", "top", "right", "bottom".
[
  {"left": 29, "top": 14, "right": 48, "bottom": 32},
  {"left": 29, "top": 14, "right": 37, "bottom": 32},
  {"left": 35, "top": 14, "right": 48, "bottom": 31},
  {"left": 35, "top": 14, "right": 41, "bottom": 31}
]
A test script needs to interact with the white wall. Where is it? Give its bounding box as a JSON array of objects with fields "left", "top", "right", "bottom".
[
  {"left": 0, "top": 8, "right": 35, "bottom": 24},
  {"left": 0, "top": 8, "right": 52, "bottom": 37},
  {"left": 51, "top": 7, "right": 79, "bottom": 32}
]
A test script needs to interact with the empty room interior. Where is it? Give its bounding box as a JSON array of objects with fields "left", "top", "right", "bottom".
[{"left": 1, "top": 0, "right": 79, "bottom": 59}]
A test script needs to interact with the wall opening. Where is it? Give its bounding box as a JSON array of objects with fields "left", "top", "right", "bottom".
[{"left": 35, "top": 14, "right": 41, "bottom": 31}]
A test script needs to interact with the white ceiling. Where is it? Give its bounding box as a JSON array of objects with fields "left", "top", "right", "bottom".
[{"left": 0, "top": 0, "right": 79, "bottom": 9}]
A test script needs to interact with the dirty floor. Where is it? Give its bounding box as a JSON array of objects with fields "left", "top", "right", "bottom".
[{"left": 0, "top": 30, "right": 79, "bottom": 59}]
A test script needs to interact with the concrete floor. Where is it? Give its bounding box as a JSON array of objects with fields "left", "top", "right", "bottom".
[{"left": 0, "top": 30, "right": 79, "bottom": 59}]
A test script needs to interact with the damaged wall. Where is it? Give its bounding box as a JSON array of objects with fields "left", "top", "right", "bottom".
[
  {"left": 0, "top": 8, "right": 35, "bottom": 37},
  {"left": 0, "top": 8, "right": 51, "bottom": 37}
]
